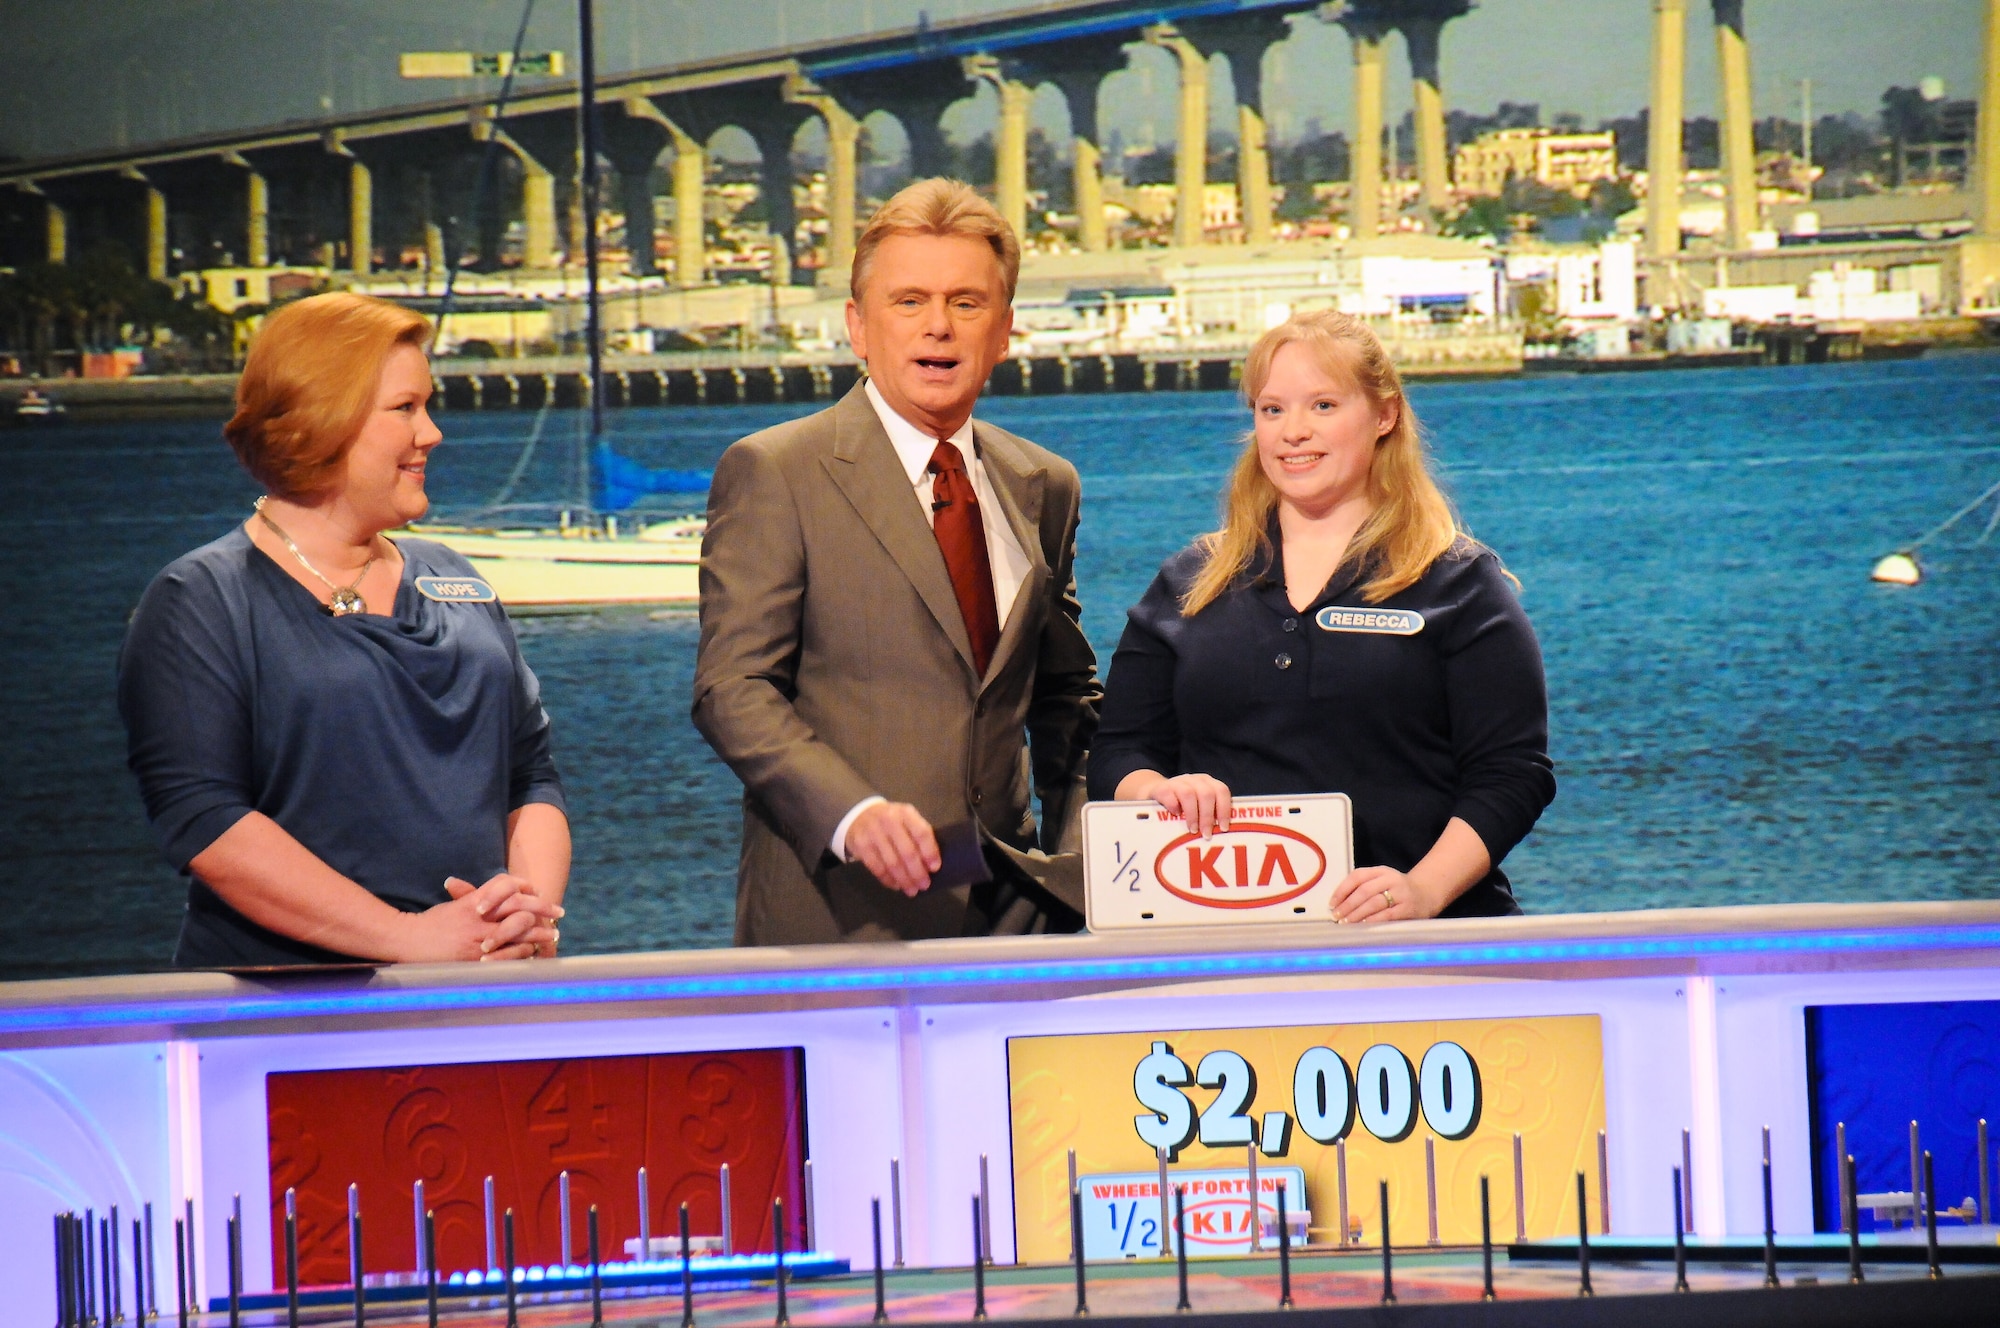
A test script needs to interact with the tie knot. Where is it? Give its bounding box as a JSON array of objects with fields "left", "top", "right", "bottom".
[{"left": 927, "top": 440, "right": 967, "bottom": 477}]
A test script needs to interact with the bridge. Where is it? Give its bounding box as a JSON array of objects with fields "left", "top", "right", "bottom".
[{"left": 3, "top": 0, "right": 1998, "bottom": 311}]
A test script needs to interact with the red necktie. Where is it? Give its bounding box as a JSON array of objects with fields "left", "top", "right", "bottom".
[{"left": 927, "top": 440, "right": 1001, "bottom": 677}]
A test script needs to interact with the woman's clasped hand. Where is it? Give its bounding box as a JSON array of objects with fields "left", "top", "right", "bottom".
[{"left": 434, "top": 874, "right": 566, "bottom": 962}]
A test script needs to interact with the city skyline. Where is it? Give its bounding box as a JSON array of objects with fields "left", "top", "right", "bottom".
[{"left": 1, "top": 0, "right": 1986, "bottom": 166}]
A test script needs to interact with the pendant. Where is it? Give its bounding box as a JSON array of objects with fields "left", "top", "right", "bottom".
[{"left": 328, "top": 588, "right": 366, "bottom": 616}]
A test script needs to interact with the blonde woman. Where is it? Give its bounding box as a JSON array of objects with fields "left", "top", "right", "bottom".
[{"left": 1088, "top": 310, "right": 1553, "bottom": 920}]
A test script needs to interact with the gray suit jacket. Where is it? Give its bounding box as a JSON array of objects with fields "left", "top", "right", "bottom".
[{"left": 693, "top": 382, "right": 1101, "bottom": 945}]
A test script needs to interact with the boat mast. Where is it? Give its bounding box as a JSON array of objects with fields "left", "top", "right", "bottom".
[{"left": 577, "top": 0, "right": 606, "bottom": 507}]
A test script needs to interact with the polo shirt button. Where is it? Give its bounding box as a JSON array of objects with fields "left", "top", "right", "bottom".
[
  {"left": 971, "top": 789, "right": 983, "bottom": 806},
  {"left": 1275, "top": 652, "right": 1293, "bottom": 670},
  {"left": 1282, "top": 618, "right": 1298, "bottom": 632}
]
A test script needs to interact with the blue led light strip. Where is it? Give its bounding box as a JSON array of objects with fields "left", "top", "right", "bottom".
[{"left": 6, "top": 923, "right": 2000, "bottom": 1038}]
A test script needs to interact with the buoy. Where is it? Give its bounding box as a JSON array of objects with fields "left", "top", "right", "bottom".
[{"left": 1870, "top": 551, "right": 1923, "bottom": 585}]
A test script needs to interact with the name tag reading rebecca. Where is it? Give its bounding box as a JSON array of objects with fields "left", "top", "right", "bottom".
[
  {"left": 415, "top": 575, "right": 497, "bottom": 604},
  {"left": 1082, "top": 793, "right": 1353, "bottom": 931},
  {"left": 1315, "top": 606, "right": 1424, "bottom": 635}
]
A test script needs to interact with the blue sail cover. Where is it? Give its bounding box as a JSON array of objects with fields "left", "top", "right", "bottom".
[{"left": 592, "top": 441, "right": 712, "bottom": 512}]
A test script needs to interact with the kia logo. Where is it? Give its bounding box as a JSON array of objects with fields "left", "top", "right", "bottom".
[{"left": 1153, "top": 826, "right": 1326, "bottom": 909}]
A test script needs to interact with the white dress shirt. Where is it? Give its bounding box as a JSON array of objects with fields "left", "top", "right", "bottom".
[{"left": 830, "top": 380, "right": 1034, "bottom": 862}]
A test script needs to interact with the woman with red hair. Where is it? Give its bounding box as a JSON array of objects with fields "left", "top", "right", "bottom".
[{"left": 119, "top": 292, "right": 569, "bottom": 967}]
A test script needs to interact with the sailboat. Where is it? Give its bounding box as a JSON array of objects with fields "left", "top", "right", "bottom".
[
  {"left": 418, "top": 435, "right": 709, "bottom": 610},
  {"left": 413, "top": 0, "right": 708, "bottom": 610}
]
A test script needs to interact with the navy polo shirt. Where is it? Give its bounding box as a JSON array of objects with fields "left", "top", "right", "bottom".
[{"left": 1088, "top": 536, "right": 1554, "bottom": 917}]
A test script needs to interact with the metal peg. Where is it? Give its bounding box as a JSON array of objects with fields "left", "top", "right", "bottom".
[
  {"left": 1513, "top": 1133, "right": 1527, "bottom": 1241},
  {"left": 1479, "top": 1176, "right": 1495, "bottom": 1301},
  {"left": 426, "top": 1211, "right": 440, "bottom": 1328},
  {"left": 587, "top": 1206, "right": 602, "bottom": 1328},
  {"left": 773, "top": 1197, "right": 789, "bottom": 1327},
  {"left": 348, "top": 1184, "right": 366, "bottom": 1328},
  {"left": 1173, "top": 1187, "right": 1189, "bottom": 1312},
  {"left": 1276, "top": 1180, "right": 1293, "bottom": 1309},
  {"left": 639, "top": 1167, "right": 652, "bottom": 1263},
  {"left": 1379, "top": 1180, "right": 1395, "bottom": 1305},
  {"left": 803, "top": 1159, "right": 817, "bottom": 1254},
  {"left": 720, "top": 1164, "right": 734, "bottom": 1257},
  {"left": 890, "top": 1158, "right": 905, "bottom": 1269},
  {"left": 1247, "top": 1142, "right": 1261, "bottom": 1253},
  {"left": 143, "top": 1202, "right": 157, "bottom": 1322},
  {"left": 224, "top": 1213, "right": 239, "bottom": 1328},
  {"left": 1597, "top": 1129, "right": 1611, "bottom": 1235},
  {"left": 283, "top": 1189, "right": 299, "bottom": 1328},
  {"left": 1574, "top": 1172, "right": 1592, "bottom": 1298},
  {"left": 1069, "top": 1183, "right": 1087, "bottom": 1318},
  {"left": 1910, "top": 1120, "right": 1922, "bottom": 1209},
  {"left": 412, "top": 1181, "right": 426, "bottom": 1277},
  {"left": 1155, "top": 1146, "right": 1171, "bottom": 1258},
  {"left": 503, "top": 1210, "right": 518, "bottom": 1328},
  {"left": 1425, "top": 1137, "right": 1440, "bottom": 1246},
  {"left": 679, "top": 1203, "right": 694, "bottom": 1328},
  {"left": 1681, "top": 1129, "right": 1694, "bottom": 1229},
  {"left": 1981, "top": 1119, "right": 1992, "bottom": 1227},
  {"left": 1924, "top": 1151, "right": 1942, "bottom": 1281},
  {"left": 1843, "top": 1153, "right": 1863, "bottom": 1285},
  {"left": 560, "top": 1171, "right": 573, "bottom": 1268},
  {"left": 484, "top": 1177, "right": 498, "bottom": 1274},
  {"left": 1336, "top": 1136, "right": 1351, "bottom": 1246},
  {"left": 1761, "top": 1127, "right": 1778, "bottom": 1289},
  {"left": 971, "top": 1196, "right": 987, "bottom": 1321},
  {"left": 978, "top": 1154, "right": 992, "bottom": 1266},
  {"left": 1672, "top": 1165, "right": 1689, "bottom": 1293},
  {"left": 872, "top": 1197, "right": 889, "bottom": 1324},
  {"left": 1836, "top": 1121, "right": 1849, "bottom": 1232}
]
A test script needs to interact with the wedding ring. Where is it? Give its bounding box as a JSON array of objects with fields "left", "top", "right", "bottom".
[{"left": 1382, "top": 889, "right": 1395, "bottom": 908}]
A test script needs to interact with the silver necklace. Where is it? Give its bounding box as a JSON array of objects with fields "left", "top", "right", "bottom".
[{"left": 254, "top": 497, "right": 380, "bottom": 616}]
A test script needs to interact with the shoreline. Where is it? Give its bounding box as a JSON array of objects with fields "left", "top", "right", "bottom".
[{"left": 8, "top": 334, "right": 1994, "bottom": 421}]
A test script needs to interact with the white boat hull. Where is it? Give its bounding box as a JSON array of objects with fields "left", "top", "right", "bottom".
[{"left": 415, "top": 523, "right": 702, "bottom": 609}]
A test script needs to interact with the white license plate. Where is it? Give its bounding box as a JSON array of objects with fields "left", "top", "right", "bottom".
[{"left": 1082, "top": 793, "right": 1353, "bottom": 931}]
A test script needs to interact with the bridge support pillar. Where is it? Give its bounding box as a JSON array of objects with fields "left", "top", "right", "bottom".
[
  {"left": 1180, "top": 13, "right": 1292, "bottom": 246},
  {"left": 1344, "top": 18, "right": 1389, "bottom": 236},
  {"left": 523, "top": 159, "right": 559, "bottom": 268},
  {"left": 787, "top": 81, "right": 863, "bottom": 282},
  {"left": 1648, "top": 0, "right": 1687, "bottom": 259},
  {"left": 348, "top": 158, "right": 373, "bottom": 276},
  {"left": 246, "top": 169, "right": 270, "bottom": 268},
  {"left": 612, "top": 97, "right": 698, "bottom": 284},
  {"left": 1012, "top": 43, "right": 1128, "bottom": 253},
  {"left": 1981, "top": 0, "right": 2000, "bottom": 237},
  {"left": 143, "top": 183, "right": 168, "bottom": 280},
  {"left": 673, "top": 138, "right": 706, "bottom": 286},
  {"left": 965, "top": 58, "right": 1031, "bottom": 242},
  {"left": 1147, "top": 25, "right": 1209, "bottom": 248},
  {"left": 45, "top": 196, "right": 67, "bottom": 264},
  {"left": 1712, "top": 1, "right": 1757, "bottom": 248},
  {"left": 1402, "top": 19, "right": 1451, "bottom": 215}
]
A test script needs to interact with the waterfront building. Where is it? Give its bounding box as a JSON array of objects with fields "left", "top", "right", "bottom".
[{"left": 1452, "top": 127, "right": 1620, "bottom": 198}]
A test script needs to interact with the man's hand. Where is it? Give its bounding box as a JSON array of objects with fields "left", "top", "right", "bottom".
[{"left": 847, "top": 802, "right": 943, "bottom": 897}]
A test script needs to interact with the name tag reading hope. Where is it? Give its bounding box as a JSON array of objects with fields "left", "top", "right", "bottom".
[
  {"left": 1315, "top": 606, "right": 1424, "bottom": 635},
  {"left": 415, "top": 575, "right": 497, "bottom": 604}
]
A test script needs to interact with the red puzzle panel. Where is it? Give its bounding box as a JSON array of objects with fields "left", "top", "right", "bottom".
[{"left": 267, "top": 1048, "right": 807, "bottom": 1285}]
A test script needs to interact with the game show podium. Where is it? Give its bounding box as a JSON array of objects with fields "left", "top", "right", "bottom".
[{"left": 7, "top": 900, "right": 2000, "bottom": 1324}]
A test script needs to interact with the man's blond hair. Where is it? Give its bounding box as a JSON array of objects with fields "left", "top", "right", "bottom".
[{"left": 850, "top": 177, "right": 1021, "bottom": 303}]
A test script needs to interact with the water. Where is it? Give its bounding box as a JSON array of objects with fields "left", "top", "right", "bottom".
[{"left": 5, "top": 355, "right": 1998, "bottom": 980}]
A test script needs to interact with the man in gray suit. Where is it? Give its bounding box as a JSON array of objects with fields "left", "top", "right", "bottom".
[{"left": 693, "top": 179, "right": 1101, "bottom": 945}]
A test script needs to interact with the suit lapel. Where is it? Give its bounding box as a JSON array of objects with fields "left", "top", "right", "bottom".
[
  {"left": 973, "top": 422, "right": 1051, "bottom": 686},
  {"left": 821, "top": 386, "right": 977, "bottom": 670}
]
